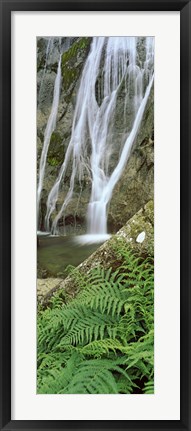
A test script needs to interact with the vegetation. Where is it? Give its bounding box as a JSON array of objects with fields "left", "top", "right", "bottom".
[{"left": 37, "top": 242, "right": 154, "bottom": 394}]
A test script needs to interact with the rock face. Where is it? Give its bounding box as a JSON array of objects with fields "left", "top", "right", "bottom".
[
  {"left": 37, "top": 37, "right": 154, "bottom": 232},
  {"left": 37, "top": 278, "right": 63, "bottom": 302},
  {"left": 38, "top": 200, "right": 154, "bottom": 305},
  {"left": 109, "top": 87, "right": 154, "bottom": 230}
]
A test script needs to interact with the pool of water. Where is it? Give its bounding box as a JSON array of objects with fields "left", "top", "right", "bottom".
[{"left": 37, "top": 235, "right": 105, "bottom": 277}]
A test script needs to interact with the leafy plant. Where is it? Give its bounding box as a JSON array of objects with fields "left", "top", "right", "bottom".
[{"left": 37, "top": 245, "right": 154, "bottom": 394}]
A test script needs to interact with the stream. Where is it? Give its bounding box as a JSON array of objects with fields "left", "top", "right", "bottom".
[{"left": 37, "top": 235, "right": 104, "bottom": 277}]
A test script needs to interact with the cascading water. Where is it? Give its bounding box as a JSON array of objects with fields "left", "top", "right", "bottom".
[
  {"left": 37, "top": 53, "right": 62, "bottom": 229},
  {"left": 44, "top": 37, "right": 154, "bottom": 240}
]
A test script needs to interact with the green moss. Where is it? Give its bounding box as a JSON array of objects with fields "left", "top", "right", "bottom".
[
  {"left": 46, "top": 132, "right": 64, "bottom": 165},
  {"left": 61, "top": 37, "right": 91, "bottom": 94},
  {"left": 62, "top": 68, "right": 78, "bottom": 91},
  {"left": 145, "top": 199, "right": 154, "bottom": 218},
  {"left": 47, "top": 156, "right": 59, "bottom": 167},
  {"left": 62, "top": 37, "right": 91, "bottom": 65},
  {"left": 50, "top": 131, "right": 62, "bottom": 147}
]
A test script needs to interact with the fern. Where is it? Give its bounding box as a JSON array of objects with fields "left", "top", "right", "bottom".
[
  {"left": 143, "top": 380, "right": 154, "bottom": 394},
  {"left": 38, "top": 243, "right": 154, "bottom": 394}
]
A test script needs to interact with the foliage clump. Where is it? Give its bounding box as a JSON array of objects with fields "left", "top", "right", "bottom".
[{"left": 37, "top": 243, "right": 154, "bottom": 394}]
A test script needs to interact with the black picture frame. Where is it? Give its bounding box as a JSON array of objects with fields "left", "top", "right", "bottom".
[{"left": 0, "top": 1, "right": 190, "bottom": 430}]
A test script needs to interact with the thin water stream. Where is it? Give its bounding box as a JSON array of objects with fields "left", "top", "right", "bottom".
[{"left": 37, "top": 54, "right": 62, "bottom": 226}]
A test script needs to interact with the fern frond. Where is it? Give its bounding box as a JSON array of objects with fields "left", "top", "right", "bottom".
[
  {"left": 79, "top": 338, "right": 125, "bottom": 357},
  {"left": 37, "top": 240, "right": 154, "bottom": 394},
  {"left": 143, "top": 379, "right": 154, "bottom": 394}
]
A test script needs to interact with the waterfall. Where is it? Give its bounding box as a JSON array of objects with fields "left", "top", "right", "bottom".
[
  {"left": 37, "top": 54, "right": 61, "bottom": 229},
  {"left": 44, "top": 37, "right": 154, "bottom": 237},
  {"left": 45, "top": 37, "right": 106, "bottom": 232}
]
